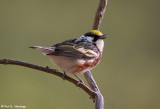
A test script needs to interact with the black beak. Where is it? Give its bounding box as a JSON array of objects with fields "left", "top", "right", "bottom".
[{"left": 99, "top": 34, "right": 107, "bottom": 39}]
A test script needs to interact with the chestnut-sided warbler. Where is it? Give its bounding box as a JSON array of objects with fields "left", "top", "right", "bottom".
[{"left": 30, "top": 30, "right": 106, "bottom": 80}]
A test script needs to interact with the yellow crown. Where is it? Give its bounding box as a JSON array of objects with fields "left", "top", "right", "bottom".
[{"left": 90, "top": 30, "right": 103, "bottom": 36}]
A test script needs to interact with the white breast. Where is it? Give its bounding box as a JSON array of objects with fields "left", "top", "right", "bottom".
[
  {"left": 47, "top": 55, "right": 77, "bottom": 73},
  {"left": 95, "top": 39, "right": 104, "bottom": 52}
]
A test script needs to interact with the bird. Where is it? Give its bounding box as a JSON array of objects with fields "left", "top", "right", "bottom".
[{"left": 30, "top": 30, "right": 106, "bottom": 81}]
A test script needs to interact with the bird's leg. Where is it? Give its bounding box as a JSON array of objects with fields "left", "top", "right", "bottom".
[
  {"left": 45, "top": 66, "right": 50, "bottom": 69},
  {"left": 62, "top": 71, "right": 67, "bottom": 80},
  {"left": 74, "top": 74, "right": 84, "bottom": 84}
]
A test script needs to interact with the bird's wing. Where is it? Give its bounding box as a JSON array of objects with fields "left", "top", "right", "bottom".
[{"left": 47, "top": 38, "right": 99, "bottom": 59}]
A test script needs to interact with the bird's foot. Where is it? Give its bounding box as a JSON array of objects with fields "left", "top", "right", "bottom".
[
  {"left": 74, "top": 74, "right": 84, "bottom": 86},
  {"left": 45, "top": 66, "right": 50, "bottom": 69},
  {"left": 62, "top": 72, "right": 67, "bottom": 80}
]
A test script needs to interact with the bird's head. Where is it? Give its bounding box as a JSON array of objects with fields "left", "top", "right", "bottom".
[
  {"left": 84, "top": 30, "right": 106, "bottom": 52},
  {"left": 84, "top": 30, "right": 106, "bottom": 42}
]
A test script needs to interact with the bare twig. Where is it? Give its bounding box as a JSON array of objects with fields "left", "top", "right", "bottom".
[
  {"left": 84, "top": 71, "right": 100, "bottom": 92},
  {"left": 0, "top": 59, "right": 96, "bottom": 99},
  {"left": 84, "top": 0, "right": 108, "bottom": 109},
  {"left": 84, "top": 71, "right": 104, "bottom": 109},
  {"left": 93, "top": 0, "right": 108, "bottom": 30}
]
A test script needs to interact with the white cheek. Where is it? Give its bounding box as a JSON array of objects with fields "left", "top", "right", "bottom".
[{"left": 95, "top": 39, "right": 104, "bottom": 52}]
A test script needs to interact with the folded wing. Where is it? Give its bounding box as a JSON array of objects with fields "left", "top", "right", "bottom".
[{"left": 48, "top": 38, "right": 99, "bottom": 59}]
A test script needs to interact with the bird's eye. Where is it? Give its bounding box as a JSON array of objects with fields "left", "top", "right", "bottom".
[{"left": 93, "top": 36, "right": 99, "bottom": 42}]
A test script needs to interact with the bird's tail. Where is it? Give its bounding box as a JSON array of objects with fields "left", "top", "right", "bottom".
[{"left": 29, "top": 46, "right": 55, "bottom": 55}]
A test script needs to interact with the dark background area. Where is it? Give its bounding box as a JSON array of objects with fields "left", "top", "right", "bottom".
[{"left": 0, "top": 0, "right": 160, "bottom": 109}]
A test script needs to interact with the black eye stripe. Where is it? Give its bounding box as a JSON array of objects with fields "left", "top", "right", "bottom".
[{"left": 93, "top": 36, "right": 99, "bottom": 41}]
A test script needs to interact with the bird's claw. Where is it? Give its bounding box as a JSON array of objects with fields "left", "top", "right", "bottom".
[
  {"left": 46, "top": 66, "right": 50, "bottom": 69},
  {"left": 76, "top": 79, "right": 84, "bottom": 86},
  {"left": 62, "top": 72, "right": 67, "bottom": 80}
]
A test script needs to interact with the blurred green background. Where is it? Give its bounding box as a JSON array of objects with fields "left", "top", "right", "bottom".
[{"left": 0, "top": 0, "right": 160, "bottom": 109}]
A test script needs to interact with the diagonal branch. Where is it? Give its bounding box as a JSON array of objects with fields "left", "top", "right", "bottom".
[
  {"left": 93, "top": 0, "right": 108, "bottom": 30},
  {"left": 0, "top": 59, "right": 96, "bottom": 100},
  {"left": 84, "top": 71, "right": 104, "bottom": 109}
]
